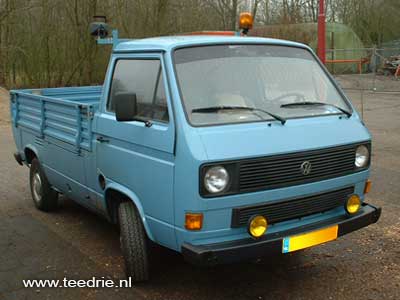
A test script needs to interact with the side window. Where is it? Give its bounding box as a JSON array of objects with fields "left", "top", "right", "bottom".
[{"left": 108, "top": 59, "right": 169, "bottom": 123}]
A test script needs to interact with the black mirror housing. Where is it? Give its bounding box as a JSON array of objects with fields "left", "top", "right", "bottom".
[
  {"left": 89, "top": 16, "right": 109, "bottom": 39},
  {"left": 115, "top": 93, "right": 137, "bottom": 122}
]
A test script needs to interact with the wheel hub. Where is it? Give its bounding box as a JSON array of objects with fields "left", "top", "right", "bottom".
[{"left": 32, "top": 172, "right": 42, "bottom": 203}]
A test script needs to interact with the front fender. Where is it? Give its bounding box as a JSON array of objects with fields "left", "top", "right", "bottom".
[{"left": 104, "top": 182, "right": 155, "bottom": 242}]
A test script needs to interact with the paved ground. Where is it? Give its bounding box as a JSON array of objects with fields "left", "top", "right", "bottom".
[{"left": 0, "top": 79, "right": 399, "bottom": 299}]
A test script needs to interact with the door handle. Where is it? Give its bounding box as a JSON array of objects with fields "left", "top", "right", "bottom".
[{"left": 96, "top": 136, "right": 109, "bottom": 143}]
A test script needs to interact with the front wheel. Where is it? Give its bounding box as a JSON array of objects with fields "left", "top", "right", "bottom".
[
  {"left": 29, "top": 158, "right": 58, "bottom": 211},
  {"left": 118, "top": 202, "right": 150, "bottom": 281}
]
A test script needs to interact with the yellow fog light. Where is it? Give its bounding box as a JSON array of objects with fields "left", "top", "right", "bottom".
[
  {"left": 345, "top": 195, "right": 361, "bottom": 215},
  {"left": 248, "top": 215, "right": 268, "bottom": 238}
]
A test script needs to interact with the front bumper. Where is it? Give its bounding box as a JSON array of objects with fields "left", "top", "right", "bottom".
[{"left": 182, "top": 203, "right": 381, "bottom": 266}]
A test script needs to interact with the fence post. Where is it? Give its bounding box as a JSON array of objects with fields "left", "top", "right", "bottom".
[
  {"left": 372, "top": 46, "right": 377, "bottom": 91},
  {"left": 360, "top": 88, "right": 364, "bottom": 121}
]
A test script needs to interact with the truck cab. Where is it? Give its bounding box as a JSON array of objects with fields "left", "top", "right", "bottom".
[{"left": 10, "top": 28, "right": 381, "bottom": 281}]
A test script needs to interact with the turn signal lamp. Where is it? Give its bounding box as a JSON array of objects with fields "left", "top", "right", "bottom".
[
  {"left": 248, "top": 215, "right": 268, "bottom": 238},
  {"left": 345, "top": 195, "right": 361, "bottom": 215},
  {"left": 364, "top": 180, "right": 372, "bottom": 194},
  {"left": 238, "top": 12, "right": 254, "bottom": 32},
  {"left": 185, "top": 213, "right": 203, "bottom": 230}
]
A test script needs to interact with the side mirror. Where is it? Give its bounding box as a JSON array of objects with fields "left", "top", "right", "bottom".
[{"left": 115, "top": 93, "right": 138, "bottom": 122}]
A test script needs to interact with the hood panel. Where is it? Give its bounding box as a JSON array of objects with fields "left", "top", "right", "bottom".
[{"left": 197, "top": 116, "right": 370, "bottom": 161}]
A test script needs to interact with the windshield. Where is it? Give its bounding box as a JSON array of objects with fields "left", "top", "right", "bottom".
[{"left": 174, "top": 45, "right": 351, "bottom": 126}]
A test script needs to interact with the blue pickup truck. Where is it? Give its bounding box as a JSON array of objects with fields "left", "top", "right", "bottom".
[{"left": 10, "top": 24, "right": 381, "bottom": 281}]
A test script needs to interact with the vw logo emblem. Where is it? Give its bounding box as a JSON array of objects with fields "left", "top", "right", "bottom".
[{"left": 300, "top": 161, "right": 312, "bottom": 175}]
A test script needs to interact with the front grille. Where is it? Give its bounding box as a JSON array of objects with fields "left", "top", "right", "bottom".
[
  {"left": 239, "top": 144, "right": 363, "bottom": 192},
  {"left": 231, "top": 187, "right": 354, "bottom": 227}
]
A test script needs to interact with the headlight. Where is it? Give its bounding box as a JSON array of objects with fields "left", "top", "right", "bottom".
[
  {"left": 355, "top": 145, "right": 369, "bottom": 168},
  {"left": 204, "top": 166, "right": 230, "bottom": 193}
]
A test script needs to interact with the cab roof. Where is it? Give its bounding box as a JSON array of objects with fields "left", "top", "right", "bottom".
[{"left": 113, "top": 35, "right": 308, "bottom": 53}]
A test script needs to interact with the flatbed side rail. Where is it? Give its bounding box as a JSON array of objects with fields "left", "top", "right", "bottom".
[{"left": 10, "top": 90, "right": 98, "bottom": 153}]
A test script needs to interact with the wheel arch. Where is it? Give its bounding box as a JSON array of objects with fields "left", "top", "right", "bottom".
[
  {"left": 104, "top": 182, "right": 155, "bottom": 242},
  {"left": 24, "top": 145, "right": 39, "bottom": 165}
]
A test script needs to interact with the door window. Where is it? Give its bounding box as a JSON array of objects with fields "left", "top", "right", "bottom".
[{"left": 108, "top": 59, "right": 169, "bottom": 123}]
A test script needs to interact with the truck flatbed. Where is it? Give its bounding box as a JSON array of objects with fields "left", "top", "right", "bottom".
[{"left": 10, "top": 86, "right": 101, "bottom": 152}]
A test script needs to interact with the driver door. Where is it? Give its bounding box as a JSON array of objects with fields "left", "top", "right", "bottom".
[{"left": 93, "top": 53, "right": 176, "bottom": 245}]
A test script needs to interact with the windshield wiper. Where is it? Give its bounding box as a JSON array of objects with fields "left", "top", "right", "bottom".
[
  {"left": 191, "top": 106, "right": 286, "bottom": 125},
  {"left": 280, "top": 101, "right": 352, "bottom": 118}
]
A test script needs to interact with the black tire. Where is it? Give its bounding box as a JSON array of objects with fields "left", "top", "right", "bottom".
[
  {"left": 118, "top": 201, "right": 150, "bottom": 282},
  {"left": 29, "top": 158, "right": 58, "bottom": 211}
]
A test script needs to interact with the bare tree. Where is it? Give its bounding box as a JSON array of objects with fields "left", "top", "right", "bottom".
[{"left": 1, "top": 0, "right": 399, "bottom": 89}]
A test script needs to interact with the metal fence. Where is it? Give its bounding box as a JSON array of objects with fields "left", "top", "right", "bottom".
[
  {"left": 327, "top": 48, "right": 400, "bottom": 121},
  {"left": 327, "top": 47, "right": 400, "bottom": 92}
]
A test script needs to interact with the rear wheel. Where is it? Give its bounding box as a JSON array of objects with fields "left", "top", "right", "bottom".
[
  {"left": 118, "top": 201, "right": 150, "bottom": 281},
  {"left": 29, "top": 158, "right": 58, "bottom": 211}
]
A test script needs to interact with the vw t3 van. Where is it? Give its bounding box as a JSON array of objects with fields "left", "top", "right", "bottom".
[{"left": 11, "top": 24, "right": 381, "bottom": 282}]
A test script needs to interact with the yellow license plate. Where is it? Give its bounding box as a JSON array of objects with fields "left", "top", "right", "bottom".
[{"left": 282, "top": 225, "right": 338, "bottom": 253}]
